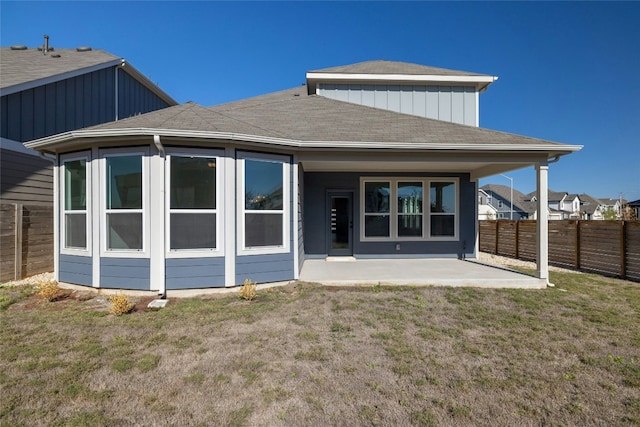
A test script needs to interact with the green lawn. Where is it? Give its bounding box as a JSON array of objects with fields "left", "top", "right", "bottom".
[{"left": 1, "top": 270, "right": 639, "bottom": 426}]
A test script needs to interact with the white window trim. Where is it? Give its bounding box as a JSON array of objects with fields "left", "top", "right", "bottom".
[
  {"left": 60, "top": 152, "right": 91, "bottom": 256},
  {"left": 165, "top": 148, "right": 224, "bottom": 258},
  {"left": 99, "top": 147, "right": 149, "bottom": 258},
  {"left": 360, "top": 177, "right": 459, "bottom": 242},
  {"left": 237, "top": 152, "right": 290, "bottom": 256}
]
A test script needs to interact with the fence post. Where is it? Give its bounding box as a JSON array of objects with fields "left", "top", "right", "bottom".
[
  {"left": 575, "top": 220, "right": 580, "bottom": 270},
  {"left": 14, "top": 203, "right": 23, "bottom": 281},
  {"left": 620, "top": 221, "right": 626, "bottom": 279},
  {"left": 495, "top": 220, "right": 499, "bottom": 255},
  {"left": 514, "top": 220, "right": 520, "bottom": 260}
]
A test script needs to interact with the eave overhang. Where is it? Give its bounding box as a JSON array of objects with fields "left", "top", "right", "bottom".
[{"left": 306, "top": 72, "right": 499, "bottom": 94}]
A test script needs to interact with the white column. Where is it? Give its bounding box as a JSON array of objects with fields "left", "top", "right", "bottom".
[
  {"left": 53, "top": 156, "right": 59, "bottom": 282},
  {"left": 91, "top": 147, "right": 100, "bottom": 287},
  {"left": 536, "top": 161, "right": 549, "bottom": 281},
  {"left": 149, "top": 142, "right": 165, "bottom": 294},
  {"left": 292, "top": 156, "right": 299, "bottom": 279},
  {"left": 224, "top": 147, "right": 236, "bottom": 287}
]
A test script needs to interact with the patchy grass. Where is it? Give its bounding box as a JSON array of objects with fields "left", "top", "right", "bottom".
[{"left": 1, "top": 271, "right": 639, "bottom": 426}]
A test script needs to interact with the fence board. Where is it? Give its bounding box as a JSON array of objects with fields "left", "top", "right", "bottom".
[{"left": 479, "top": 219, "right": 639, "bottom": 282}]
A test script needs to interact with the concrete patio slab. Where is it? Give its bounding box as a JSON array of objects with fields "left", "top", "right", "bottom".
[{"left": 299, "top": 257, "right": 547, "bottom": 289}]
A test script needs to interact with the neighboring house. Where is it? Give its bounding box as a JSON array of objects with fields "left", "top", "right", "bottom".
[
  {"left": 24, "top": 60, "right": 581, "bottom": 292},
  {"left": 0, "top": 41, "right": 177, "bottom": 206},
  {"left": 599, "top": 198, "right": 625, "bottom": 220},
  {"left": 477, "top": 189, "right": 497, "bottom": 220},
  {"left": 578, "top": 193, "right": 605, "bottom": 220},
  {"left": 527, "top": 190, "right": 581, "bottom": 220},
  {"left": 479, "top": 184, "right": 533, "bottom": 220},
  {"left": 628, "top": 199, "right": 640, "bottom": 220},
  {"left": 0, "top": 39, "right": 177, "bottom": 282}
]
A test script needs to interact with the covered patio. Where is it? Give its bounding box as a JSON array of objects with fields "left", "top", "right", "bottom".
[{"left": 299, "top": 257, "right": 546, "bottom": 289}]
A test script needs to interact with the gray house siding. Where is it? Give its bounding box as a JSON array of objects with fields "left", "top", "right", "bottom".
[
  {"left": 235, "top": 252, "right": 295, "bottom": 284},
  {"left": 59, "top": 254, "right": 92, "bottom": 286},
  {"left": 100, "top": 257, "right": 151, "bottom": 290},
  {"left": 304, "top": 171, "right": 475, "bottom": 257},
  {"left": 0, "top": 149, "right": 53, "bottom": 205},
  {"left": 165, "top": 257, "right": 225, "bottom": 289},
  {"left": 317, "top": 84, "right": 477, "bottom": 126},
  {"left": 1, "top": 67, "right": 170, "bottom": 143}
]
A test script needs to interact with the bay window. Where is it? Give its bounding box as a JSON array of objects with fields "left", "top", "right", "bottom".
[
  {"left": 239, "top": 154, "right": 289, "bottom": 254},
  {"left": 168, "top": 155, "right": 218, "bottom": 251},
  {"left": 105, "top": 154, "right": 144, "bottom": 251},
  {"left": 62, "top": 156, "right": 89, "bottom": 251}
]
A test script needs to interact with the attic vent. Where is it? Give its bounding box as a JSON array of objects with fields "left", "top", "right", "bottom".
[
  {"left": 76, "top": 46, "right": 92, "bottom": 52},
  {"left": 10, "top": 45, "right": 27, "bottom": 50}
]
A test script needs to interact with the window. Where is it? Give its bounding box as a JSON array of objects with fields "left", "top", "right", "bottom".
[
  {"left": 239, "top": 154, "right": 289, "bottom": 253},
  {"left": 363, "top": 181, "right": 390, "bottom": 237},
  {"left": 430, "top": 181, "right": 456, "bottom": 237},
  {"left": 168, "top": 155, "right": 218, "bottom": 251},
  {"left": 105, "top": 155, "right": 143, "bottom": 251},
  {"left": 62, "top": 157, "right": 89, "bottom": 251},
  {"left": 360, "top": 178, "right": 457, "bottom": 241}
]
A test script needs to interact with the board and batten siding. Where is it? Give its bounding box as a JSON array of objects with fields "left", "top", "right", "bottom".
[
  {"left": 1, "top": 67, "right": 170, "bottom": 143},
  {"left": 59, "top": 254, "right": 92, "bottom": 286},
  {"left": 100, "top": 257, "right": 151, "bottom": 291},
  {"left": 317, "top": 84, "right": 477, "bottom": 126},
  {"left": 165, "top": 257, "right": 225, "bottom": 290}
]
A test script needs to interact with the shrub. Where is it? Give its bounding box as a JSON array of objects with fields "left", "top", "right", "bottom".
[
  {"left": 239, "top": 279, "right": 257, "bottom": 301},
  {"left": 37, "top": 279, "right": 61, "bottom": 301},
  {"left": 109, "top": 291, "right": 134, "bottom": 316}
]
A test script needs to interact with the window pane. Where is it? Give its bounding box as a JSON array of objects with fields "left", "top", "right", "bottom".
[
  {"left": 431, "top": 215, "right": 455, "bottom": 237},
  {"left": 398, "top": 215, "right": 423, "bottom": 237},
  {"left": 398, "top": 182, "right": 422, "bottom": 214},
  {"left": 107, "top": 156, "right": 142, "bottom": 209},
  {"left": 65, "top": 213, "right": 86, "bottom": 248},
  {"left": 107, "top": 213, "right": 142, "bottom": 250},
  {"left": 170, "top": 157, "right": 216, "bottom": 209},
  {"left": 170, "top": 213, "right": 216, "bottom": 249},
  {"left": 245, "top": 160, "right": 283, "bottom": 210},
  {"left": 364, "top": 182, "right": 390, "bottom": 213},
  {"left": 245, "top": 213, "right": 283, "bottom": 247},
  {"left": 430, "top": 182, "right": 455, "bottom": 213},
  {"left": 364, "top": 215, "right": 390, "bottom": 237},
  {"left": 65, "top": 160, "right": 86, "bottom": 210}
]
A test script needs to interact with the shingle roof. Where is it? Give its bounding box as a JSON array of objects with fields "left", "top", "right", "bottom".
[
  {"left": 81, "top": 86, "right": 572, "bottom": 149},
  {"left": 578, "top": 193, "right": 603, "bottom": 215},
  {"left": 0, "top": 47, "right": 120, "bottom": 90},
  {"left": 309, "top": 60, "right": 489, "bottom": 77},
  {"left": 480, "top": 184, "right": 535, "bottom": 213}
]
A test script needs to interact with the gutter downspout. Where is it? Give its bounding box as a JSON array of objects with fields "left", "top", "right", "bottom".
[{"left": 153, "top": 135, "right": 167, "bottom": 299}]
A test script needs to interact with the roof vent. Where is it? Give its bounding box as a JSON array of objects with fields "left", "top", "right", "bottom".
[
  {"left": 51, "top": 54, "right": 61, "bottom": 58},
  {"left": 10, "top": 45, "right": 28, "bottom": 50},
  {"left": 76, "top": 46, "right": 92, "bottom": 52}
]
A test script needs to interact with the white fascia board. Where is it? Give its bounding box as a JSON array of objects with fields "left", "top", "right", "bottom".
[
  {"left": 306, "top": 72, "right": 498, "bottom": 85},
  {"left": 24, "top": 127, "right": 583, "bottom": 156},
  {"left": 0, "top": 59, "right": 123, "bottom": 96}
]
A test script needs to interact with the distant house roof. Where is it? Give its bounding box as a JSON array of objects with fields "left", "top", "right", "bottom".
[
  {"left": 527, "top": 190, "right": 567, "bottom": 202},
  {"left": 306, "top": 60, "right": 498, "bottom": 94},
  {"left": 578, "top": 193, "right": 603, "bottom": 215},
  {"left": 629, "top": 199, "right": 640, "bottom": 207},
  {"left": 26, "top": 86, "right": 581, "bottom": 161},
  {"left": 0, "top": 46, "right": 176, "bottom": 105},
  {"left": 480, "top": 184, "right": 535, "bottom": 213}
]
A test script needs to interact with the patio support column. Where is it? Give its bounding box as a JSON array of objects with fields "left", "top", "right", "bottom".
[{"left": 536, "top": 161, "right": 549, "bottom": 281}]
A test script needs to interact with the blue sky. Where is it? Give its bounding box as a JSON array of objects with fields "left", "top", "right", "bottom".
[{"left": 2, "top": 1, "right": 638, "bottom": 200}]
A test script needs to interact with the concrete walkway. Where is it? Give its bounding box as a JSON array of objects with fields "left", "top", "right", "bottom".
[{"left": 299, "top": 257, "right": 547, "bottom": 289}]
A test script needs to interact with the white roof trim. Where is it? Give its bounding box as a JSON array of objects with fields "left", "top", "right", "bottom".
[
  {"left": 306, "top": 72, "right": 498, "bottom": 84},
  {"left": 24, "top": 127, "right": 583, "bottom": 155}
]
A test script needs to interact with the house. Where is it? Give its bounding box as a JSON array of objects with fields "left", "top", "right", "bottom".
[
  {"left": 628, "top": 199, "right": 640, "bottom": 220},
  {"left": 479, "top": 184, "right": 534, "bottom": 220},
  {"left": 578, "top": 193, "right": 605, "bottom": 220},
  {"left": 0, "top": 38, "right": 177, "bottom": 281},
  {"left": 598, "top": 198, "right": 625, "bottom": 220},
  {"left": 527, "top": 190, "right": 581, "bottom": 220},
  {"left": 24, "top": 60, "right": 581, "bottom": 292}
]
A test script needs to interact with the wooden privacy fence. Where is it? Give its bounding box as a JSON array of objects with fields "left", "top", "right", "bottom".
[
  {"left": 479, "top": 220, "right": 640, "bottom": 282},
  {"left": 0, "top": 203, "right": 53, "bottom": 282}
]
